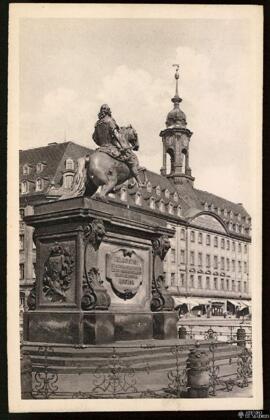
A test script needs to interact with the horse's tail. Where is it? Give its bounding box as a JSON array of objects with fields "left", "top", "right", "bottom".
[{"left": 84, "top": 154, "right": 99, "bottom": 197}]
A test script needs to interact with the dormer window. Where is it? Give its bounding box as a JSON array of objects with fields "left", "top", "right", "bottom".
[
  {"left": 238, "top": 213, "right": 241, "bottom": 222},
  {"left": 229, "top": 222, "right": 233, "bottom": 230},
  {"left": 173, "top": 192, "right": 178, "bottom": 202},
  {"left": 63, "top": 173, "right": 74, "bottom": 189},
  {"left": 211, "top": 204, "right": 215, "bottom": 212},
  {"left": 204, "top": 202, "right": 208, "bottom": 211},
  {"left": 159, "top": 199, "right": 165, "bottom": 212},
  {"left": 65, "top": 158, "right": 74, "bottom": 171},
  {"left": 230, "top": 210, "right": 234, "bottom": 219},
  {"left": 177, "top": 205, "right": 182, "bottom": 217},
  {"left": 150, "top": 197, "right": 155, "bottom": 210},
  {"left": 155, "top": 185, "right": 161, "bottom": 196},
  {"left": 23, "top": 164, "right": 30, "bottom": 175},
  {"left": 36, "top": 178, "right": 43, "bottom": 191},
  {"left": 120, "top": 186, "right": 127, "bottom": 201},
  {"left": 135, "top": 191, "right": 142, "bottom": 206},
  {"left": 36, "top": 162, "right": 43, "bottom": 173},
  {"left": 168, "top": 202, "right": 174, "bottom": 215},
  {"left": 21, "top": 180, "right": 28, "bottom": 194},
  {"left": 224, "top": 208, "right": 228, "bottom": 217},
  {"left": 146, "top": 181, "right": 152, "bottom": 193},
  {"left": 217, "top": 207, "right": 221, "bottom": 216},
  {"left": 165, "top": 189, "right": 170, "bottom": 199}
]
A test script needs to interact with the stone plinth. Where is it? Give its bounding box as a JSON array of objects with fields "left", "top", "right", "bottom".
[
  {"left": 153, "top": 312, "right": 178, "bottom": 340},
  {"left": 23, "top": 196, "right": 176, "bottom": 344}
]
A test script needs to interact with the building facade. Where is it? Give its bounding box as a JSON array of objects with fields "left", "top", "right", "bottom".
[{"left": 19, "top": 72, "right": 251, "bottom": 317}]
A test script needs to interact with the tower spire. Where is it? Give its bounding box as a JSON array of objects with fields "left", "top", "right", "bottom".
[
  {"left": 160, "top": 65, "right": 194, "bottom": 186},
  {"left": 172, "top": 64, "right": 182, "bottom": 105}
]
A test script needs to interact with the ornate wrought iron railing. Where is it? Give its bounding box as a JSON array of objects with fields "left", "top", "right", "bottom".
[
  {"left": 21, "top": 338, "right": 252, "bottom": 399},
  {"left": 177, "top": 323, "right": 252, "bottom": 344}
]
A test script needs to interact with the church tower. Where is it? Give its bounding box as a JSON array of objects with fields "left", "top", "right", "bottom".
[{"left": 160, "top": 65, "right": 194, "bottom": 186}]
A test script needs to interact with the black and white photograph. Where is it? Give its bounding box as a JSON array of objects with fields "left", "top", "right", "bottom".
[{"left": 7, "top": 3, "right": 263, "bottom": 412}]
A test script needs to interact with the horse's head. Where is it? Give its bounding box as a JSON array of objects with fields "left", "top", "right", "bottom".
[{"left": 121, "top": 124, "right": 139, "bottom": 151}]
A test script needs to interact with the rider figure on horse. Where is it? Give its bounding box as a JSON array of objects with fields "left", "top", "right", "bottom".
[{"left": 92, "top": 104, "right": 144, "bottom": 187}]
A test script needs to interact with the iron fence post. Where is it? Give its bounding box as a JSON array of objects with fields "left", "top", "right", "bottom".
[
  {"left": 237, "top": 327, "right": 246, "bottom": 347},
  {"left": 186, "top": 343, "right": 210, "bottom": 398}
]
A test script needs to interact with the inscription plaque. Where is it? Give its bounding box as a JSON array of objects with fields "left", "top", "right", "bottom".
[{"left": 106, "top": 249, "right": 143, "bottom": 300}]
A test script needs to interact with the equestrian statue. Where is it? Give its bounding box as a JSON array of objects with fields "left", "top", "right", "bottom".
[{"left": 58, "top": 104, "right": 146, "bottom": 200}]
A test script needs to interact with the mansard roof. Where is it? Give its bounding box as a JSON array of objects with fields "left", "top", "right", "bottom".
[
  {"left": 19, "top": 141, "right": 251, "bottom": 238},
  {"left": 20, "top": 141, "right": 92, "bottom": 197}
]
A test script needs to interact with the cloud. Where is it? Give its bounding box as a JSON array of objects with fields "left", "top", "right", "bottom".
[{"left": 20, "top": 44, "right": 253, "bottom": 211}]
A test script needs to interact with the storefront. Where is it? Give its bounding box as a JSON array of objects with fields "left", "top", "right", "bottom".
[
  {"left": 172, "top": 297, "right": 213, "bottom": 317},
  {"left": 227, "top": 299, "right": 251, "bottom": 317}
]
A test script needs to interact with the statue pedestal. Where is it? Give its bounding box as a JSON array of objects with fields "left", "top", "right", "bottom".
[
  {"left": 153, "top": 312, "right": 178, "bottom": 340},
  {"left": 24, "top": 196, "right": 176, "bottom": 345}
]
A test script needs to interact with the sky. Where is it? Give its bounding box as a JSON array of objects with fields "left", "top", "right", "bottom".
[{"left": 19, "top": 17, "right": 258, "bottom": 213}]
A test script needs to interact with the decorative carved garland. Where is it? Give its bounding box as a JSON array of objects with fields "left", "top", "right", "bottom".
[{"left": 151, "top": 235, "right": 174, "bottom": 312}]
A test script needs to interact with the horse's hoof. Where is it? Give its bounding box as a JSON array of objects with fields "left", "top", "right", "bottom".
[{"left": 98, "top": 195, "right": 109, "bottom": 203}]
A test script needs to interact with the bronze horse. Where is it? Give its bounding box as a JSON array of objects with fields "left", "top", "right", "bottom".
[{"left": 66, "top": 125, "right": 146, "bottom": 200}]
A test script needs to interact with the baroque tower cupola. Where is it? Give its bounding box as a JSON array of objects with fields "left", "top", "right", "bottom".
[{"left": 160, "top": 65, "right": 195, "bottom": 186}]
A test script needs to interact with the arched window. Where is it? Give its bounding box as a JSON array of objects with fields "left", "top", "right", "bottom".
[
  {"left": 173, "top": 192, "right": 178, "bottom": 202},
  {"left": 168, "top": 202, "right": 174, "bottom": 215},
  {"left": 159, "top": 199, "right": 165, "bottom": 212},
  {"left": 36, "top": 163, "right": 43, "bottom": 173},
  {"left": 21, "top": 181, "right": 28, "bottom": 194},
  {"left": 150, "top": 197, "right": 156, "bottom": 210},
  {"left": 217, "top": 207, "right": 221, "bottom": 215},
  {"left": 36, "top": 178, "right": 43, "bottom": 191},
  {"left": 165, "top": 148, "right": 174, "bottom": 175},
  {"left": 65, "top": 158, "right": 74, "bottom": 170},
  {"left": 23, "top": 164, "right": 29, "bottom": 175},
  {"left": 165, "top": 189, "right": 170, "bottom": 199},
  {"left": 155, "top": 185, "right": 161, "bottom": 196},
  {"left": 177, "top": 205, "right": 182, "bottom": 217},
  {"left": 135, "top": 191, "right": 142, "bottom": 206},
  {"left": 146, "top": 181, "right": 152, "bottom": 193},
  {"left": 120, "top": 186, "right": 127, "bottom": 201},
  {"left": 224, "top": 208, "right": 228, "bottom": 217},
  {"left": 64, "top": 174, "right": 74, "bottom": 189},
  {"left": 230, "top": 210, "right": 234, "bottom": 219},
  {"left": 211, "top": 204, "right": 215, "bottom": 212},
  {"left": 204, "top": 202, "right": 208, "bottom": 211}
]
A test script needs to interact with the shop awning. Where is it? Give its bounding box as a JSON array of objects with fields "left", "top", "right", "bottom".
[
  {"left": 172, "top": 297, "right": 189, "bottom": 308},
  {"left": 172, "top": 297, "right": 204, "bottom": 309},
  {"left": 241, "top": 300, "right": 251, "bottom": 307},
  {"left": 227, "top": 299, "right": 238, "bottom": 306}
]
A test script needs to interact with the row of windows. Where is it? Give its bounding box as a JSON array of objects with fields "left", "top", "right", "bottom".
[
  {"left": 170, "top": 273, "right": 248, "bottom": 293},
  {"left": 19, "top": 263, "right": 36, "bottom": 280},
  {"left": 171, "top": 249, "right": 248, "bottom": 273},
  {"left": 21, "top": 179, "right": 44, "bottom": 194},
  {"left": 21, "top": 172, "right": 75, "bottom": 194},
  {"left": 180, "top": 229, "right": 248, "bottom": 253},
  {"left": 204, "top": 202, "right": 250, "bottom": 224},
  {"left": 22, "top": 158, "right": 75, "bottom": 176},
  {"left": 146, "top": 182, "right": 179, "bottom": 202}
]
